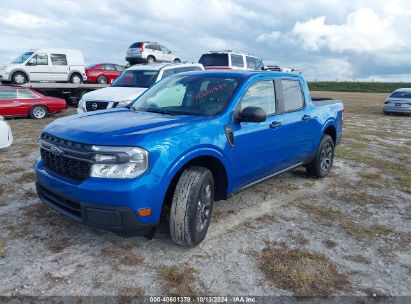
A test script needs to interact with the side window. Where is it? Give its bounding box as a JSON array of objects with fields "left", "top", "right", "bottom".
[
  {"left": 161, "top": 69, "right": 175, "bottom": 79},
  {"left": 145, "top": 44, "right": 154, "bottom": 50},
  {"left": 18, "top": 90, "right": 38, "bottom": 99},
  {"left": 0, "top": 90, "right": 17, "bottom": 99},
  {"left": 161, "top": 46, "right": 170, "bottom": 53},
  {"left": 240, "top": 80, "right": 276, "bottom": 115},
  {"left": 28, "top": 53, "right": 48, "bottom": 65},
  {"left": 106, "top": 65, "right": 116, "bottom": 70},
  {"left": 231, "top": 54, "right": 244, "bottom": 68},
  {"left": 152, "top": 45, "right": 161, "bottom": 51},
  {"left": 246, "top": 56, "right": 256, "bottom": 69},
  {"left": 100, "top": 65, "right": 108, "bottom": 70},
  {"left": 115, "top": 65, "right": 124, "bottom": 71},
  {"left": 281, "top": 79, "right": 304, "bottom": 112},
  {"left": 50, "top": 54, "right": 67, "bottom": 65}
]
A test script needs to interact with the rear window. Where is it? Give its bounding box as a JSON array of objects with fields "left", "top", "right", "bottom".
[
  {"left": 281, "top": 79, "right": 304, "bottom": 112},
  {"left": 198, "top": 54, "right": 229, "bottom": 67},
  {"left": 390, "top": 91, "right": 411, "bottom": 98},
  {"left": 231, "top": 54, "right": 244, "bottom": 68},
  {"left": 129, "top": 42, "right": 143, "bottom": 48},
  {"left": 112, "top": 70, "right": 159, "bottom": 88}
]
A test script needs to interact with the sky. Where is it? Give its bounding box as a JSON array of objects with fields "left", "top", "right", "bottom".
[{"left": 0, "top": 0, "right": 410, "bottom": 81}]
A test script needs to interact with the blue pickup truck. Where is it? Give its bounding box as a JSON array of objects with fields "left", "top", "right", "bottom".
[{"left": 35, "top": 70, "right": 344, "bottom": 247}]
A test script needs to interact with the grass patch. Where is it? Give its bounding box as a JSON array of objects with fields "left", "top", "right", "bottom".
[
  {"left": 256, "top": 246, "right": 351, "bottom": 296},
  {"left": 343, "top": 255, "right": 371, "bottom": 265},
  {"left": 0, "top": 242, "right": 6, "bottom": 258},
  {"left": 157, "top": 265, "right": 198, "bottom": 296},
  {"left": 296, "top": 202, "right": 411, "bottom": 246},
  {"left": 309, "top": 82, "right": 411, "bottom": 93}
]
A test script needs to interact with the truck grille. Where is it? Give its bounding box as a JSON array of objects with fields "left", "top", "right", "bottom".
[
  {"left": 86, "top": 101, "right": 109, "bottom": 111},
  {"left": 40, "top": 133, "right": 92, "bottom": 182}
]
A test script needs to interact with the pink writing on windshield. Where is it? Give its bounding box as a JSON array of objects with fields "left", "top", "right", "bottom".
[{"left": 193, "top": 82, "right": 227, "bottom": 100}]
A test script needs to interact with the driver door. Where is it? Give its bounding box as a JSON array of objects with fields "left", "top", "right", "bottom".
[
  {"left": 231, "top": 79, "right": 289, "bottom": 189},
  {"left": 26, "top": 53, "right": 52, "bottom": 81}
]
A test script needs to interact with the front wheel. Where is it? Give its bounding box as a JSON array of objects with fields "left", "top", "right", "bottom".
[
  {"left": 169, "top": 166, "right": 214, "bottom": 247},
  {"left": 306, "top": 134, "right": 334, "bottom": 178},
  {"left": 12, "top": 72, "right": 28, "bottom": 84},
  {"left": 147, "top": 56, "right": 156, "bottom": 64},
  {"left": 173, "top": 58, "right": 181, "bottom": 63}
]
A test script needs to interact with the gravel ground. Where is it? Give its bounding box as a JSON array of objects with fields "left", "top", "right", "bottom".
[{"left": 0, "top": 91, "right": 410, "bottom": 297}]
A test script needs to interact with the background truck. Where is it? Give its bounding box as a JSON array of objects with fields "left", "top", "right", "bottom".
[{"left": 35, "top": 70, "right": 344, "bottom": 247}]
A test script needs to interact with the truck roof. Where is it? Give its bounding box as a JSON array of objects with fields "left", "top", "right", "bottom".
[{"left": 175, "top": 70, "right": 302, "bottom": 80}]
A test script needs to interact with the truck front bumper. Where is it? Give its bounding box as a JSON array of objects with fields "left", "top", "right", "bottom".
[{"left": 35, "top": 159, "right": 161, "bottom": 236}]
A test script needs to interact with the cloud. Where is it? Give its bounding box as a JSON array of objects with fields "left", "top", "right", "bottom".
[
  {"left": 292, "top": 8, "right": 401, "bottom": 53},
  {"left": 0, "top": 10, "right": 63, "bottom": 29},
  {"left": 256, "top": 31, "right": 281, "bottom": 43}
]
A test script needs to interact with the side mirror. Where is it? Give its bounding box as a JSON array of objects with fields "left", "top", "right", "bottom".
[
  {"left": 26, "top": 60, "right": 35, "bottom": 66},
  {"left": 168, "top": 51, "right": 172, "bottom": 54},
  {"left": 237, "top": 107, "right": 266, "bottom": 123}
]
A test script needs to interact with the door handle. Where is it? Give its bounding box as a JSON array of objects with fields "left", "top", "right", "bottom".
[
  {"left": 269, "top": 121, "right": 282, "bottom": 129},
  {"left": 302, "top": 114, "right": 311, "bottom": 121}
]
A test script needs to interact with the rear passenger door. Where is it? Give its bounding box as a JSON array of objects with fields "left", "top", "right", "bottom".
[
  {"left": 276, "top": 78, "right": 318, "bottom": 163},
  {"left": 230, "top": 54, "right": 245, "bottom": 69}
]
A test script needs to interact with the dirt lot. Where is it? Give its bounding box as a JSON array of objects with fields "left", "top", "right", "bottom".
[{"left": 0, "top": 92, "right": 410, "bottom": 297}]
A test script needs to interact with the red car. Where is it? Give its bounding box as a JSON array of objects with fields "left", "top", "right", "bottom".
[
  {"left": 85, "top": 63, "right": 125, "bottom": 84},
  {"left": 0, "top": 86, "right": 66, "bottom": 119}
]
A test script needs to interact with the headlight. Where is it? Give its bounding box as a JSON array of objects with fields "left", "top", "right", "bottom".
[
  {"left": 116, "top": 100, "right": 133, "bottom": 108},
  {"left": 90, "top": 146, "right": 148, "bottom": 179},
  {"left": 78, "top": 98, "right": 86, "bottom": 112}
]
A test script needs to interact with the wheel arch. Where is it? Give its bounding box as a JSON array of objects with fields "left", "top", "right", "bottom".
[
  {"left": 161, "top": 149, "right": 230, "bottom": 217},
  {"left": 10, "top": 69, "right": 30, "bottom": 82},
  {"left": 68, "top": 71, "right": 83, "bottom": 81},
  {"left": 321, "top": 120, "right": 337, "bottom": 144}
]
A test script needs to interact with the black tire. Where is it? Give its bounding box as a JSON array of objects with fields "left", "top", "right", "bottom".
[
  {"left": 173, "top": 58, "right": 181, "bottom": 63},
  {"left": 169, "top": 166, "right": 214, "bottom": 247},
  {"left": 12, "top": 72, "right": 28, "bottom": 84},
  {"left": 70, "top": 73, "right": 83, "bottom": 84},
  {"left": 97, "top": 75, "right": 107, "bottom": 84},
  {"left": 147, "top": 56, "right": 156, "bottom": 63},
  {"left": 306, "top": 135, "right": 334, "bottom": 178},
  {"left": 29, "top": 105, "right": 48, "bottom": 119}
]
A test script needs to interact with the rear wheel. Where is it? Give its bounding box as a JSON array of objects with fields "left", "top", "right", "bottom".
[
  {"left": 169, "top": 166, "right": 214, "bottom": 247},
  {"left": 174, "top": 58, "right": 181, "bottom": 63},
  {"left": 97, "top": 75, "right": 107, "bottom": 84},
  {"left": 29, "top": 105, "right": 47, "bottom": 119},
  {"left": 70, "top": 73, "right": 82, "bottom": 84},
  {"left": 306, "top": 135, "right": 334, "bottom": 178},
  {"left": 147, "top": 56, "right": 156, "bottom": 63},
  {"left": 12, "top": 72, "right": 28, "bottom": 84}
]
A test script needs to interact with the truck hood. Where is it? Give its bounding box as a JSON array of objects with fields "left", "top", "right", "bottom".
[
  {"left": 82, "top": 87, "right": 147, "bottom": 102},
  {"left": 43, "top": 109, "right": 206, "bottom": 146}
]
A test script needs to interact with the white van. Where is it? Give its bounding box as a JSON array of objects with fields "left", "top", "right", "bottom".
[
  {"left": 0, "top": 116, "right": 13, "bottom": 148},
  {"left": 0, "top": 48, "right": 87, "bottom": 84}
]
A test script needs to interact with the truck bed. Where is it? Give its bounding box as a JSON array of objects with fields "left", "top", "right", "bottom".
[{"left": 311, "top": 97, "right": 342, "bottom": 107}]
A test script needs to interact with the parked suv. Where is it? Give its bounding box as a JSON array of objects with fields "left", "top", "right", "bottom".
[
  {"left": 0, "top": 48, "right": 87, "bottom": 84},
  {"left": 77, "top": 63, "right": 203, "bottom": 113},
  {"left": 198, "top": 51, "right": 263, "bottom": 70},
  {"left": 126, "top": 42, "right": 181, "bottom": 64}
]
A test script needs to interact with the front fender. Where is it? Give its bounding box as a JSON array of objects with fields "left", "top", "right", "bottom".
[
  {"left": 162, "top": 145, "right": 233, "bottom": 193},
  {"left": 8, "top": 68, "right": 30, "bottom": 82}
]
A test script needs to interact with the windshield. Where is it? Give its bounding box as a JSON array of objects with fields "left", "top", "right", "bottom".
[
  {"left": 390, "top": 91, "right": 411, "bottom": 99},
  {"left": 132, "top": 75, "right": 240, "bottom": 116},
  {"left": 11, "top": 52, "right": 34, "bottom": 64},
  {"left": 199, "top": 54, "right": 229, "bottom": 67},
  {"left": 112, "top": 70, "right": 159, "bottom": 88}
]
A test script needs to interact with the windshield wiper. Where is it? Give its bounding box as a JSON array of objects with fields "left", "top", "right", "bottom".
[{"left": 144, "top": 108, "right": 176, "bottom": 116}]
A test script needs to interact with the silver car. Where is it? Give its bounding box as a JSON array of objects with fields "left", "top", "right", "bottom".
[
  {"left": 384, "top": 88, "right": 411, "bottom": 115},
  {"left": 126, "top": 42, "right": 181, "bottom": 64}
]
